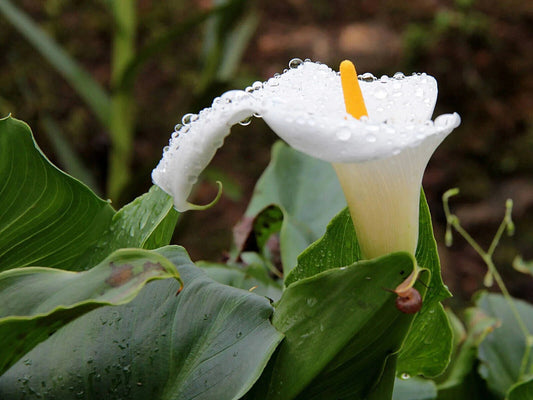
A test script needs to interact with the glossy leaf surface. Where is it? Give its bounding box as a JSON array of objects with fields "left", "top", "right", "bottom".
[
  {"left": 0, "top": 246, "right": 283, "bottom": 400},
  {"left": 0, "top": 116, "right": 114, "bottom": 272},
  {"left": 0, "top": 249, "right": 181, "bottom": 375}
]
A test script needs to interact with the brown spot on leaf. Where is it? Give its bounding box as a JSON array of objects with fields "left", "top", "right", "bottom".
[
  {"left": 143, "top": 261, "right": 165, "bottom": 273},
  {"left": 106, "top": 263, "right": 134, "bottom": 287}
]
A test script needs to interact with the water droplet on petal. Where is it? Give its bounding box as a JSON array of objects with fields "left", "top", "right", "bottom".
[
  {"left": 182, "top": 113, "right": 194, "bottom": 125},
  {"left": 393, "top": 72, "right": 405, "bottom": 80},
  {"left": 336, "top": 128, "right": 351, "bottom": 141},
  {"left": 289, "top": 58, "right": 303, "bottom": 69},
  {"left": 359, "top": 72, "right": 376, "bottom": 82},
  {"left": 239, "top": 116, "right": 253, "bottom": 126},
  {"left": 366, "top": 133, "right": 377, "bottom": 143},
  {"left": 252, "top": 81, "right": 263, "bottom": 91}
]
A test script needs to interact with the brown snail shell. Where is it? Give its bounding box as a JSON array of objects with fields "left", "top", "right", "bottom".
[{"left": 395, "top": 287, "right": 422, "bottom": 314}]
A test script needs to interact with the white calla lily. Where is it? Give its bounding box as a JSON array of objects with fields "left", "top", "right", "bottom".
[{"left": 152, "top": 59, "right": 460, "bottom": 260}]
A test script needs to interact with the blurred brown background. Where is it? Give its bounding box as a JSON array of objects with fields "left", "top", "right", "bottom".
[{"left": 1, "top": 0, "right": 532, "bottom": 306}]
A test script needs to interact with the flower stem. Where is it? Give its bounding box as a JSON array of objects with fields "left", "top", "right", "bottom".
[
  {"left": 442, "top": 189, "right": 532, "bottom": 379},
  {"left": 107, "top": 0, "right": 137, "bottom": 203}
]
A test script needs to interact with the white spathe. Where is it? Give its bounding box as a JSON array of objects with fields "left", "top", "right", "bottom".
[{"left": 152, "top": 59, "right": 460, "bottom": 258}]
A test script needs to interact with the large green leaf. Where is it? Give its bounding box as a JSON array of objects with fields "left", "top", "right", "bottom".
[
  {"left": 0, "top": 246, "right": 283, "bottom": 400},
  {"left": 245, "top": 141, "right": 346, "bottom": 274},
  {"left": 78, "top": 185, "right": 179, "bottom": 270},
  {"left": 198, "top": 252, "right": 283, "bottom": 302},
  {"left": 284, "top": 207, "right": 360, "bottom": 286},
  {"left": 435, "top": 308, "right": 500, "bottom": 400},
  {"left": 0, "top": 248, "right": 181, "bottom": 375},
  {"left": 249, "top": 252, "right": 416, "bottom": 400},
  {"left": 0, "top": 1, "right": 111, "bottom": 126},
  {"left": 285, "top": 190, "right": 452, "bottom": 377},
  {"left": 508, "top": 378, "right": 533, "bottom": 400},
  {"left": 392, "top": 377, "right": 437, "bottom": 400},
  {"left": 397, "top": 191, "right": 452, "bottom": 377},
  {"left": 477, "top": 292, "right": 533, "bottom": 398},
  {"left": 0, "top": 116, "right": 114, "bottom": 271}
]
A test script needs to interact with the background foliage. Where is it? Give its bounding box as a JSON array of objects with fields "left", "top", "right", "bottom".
[
  {"left": 0, "top": 1, "right": 532, "bottom": 398},
  {"left": 0, "top": 0, "right": 531, "bottom": 305}
]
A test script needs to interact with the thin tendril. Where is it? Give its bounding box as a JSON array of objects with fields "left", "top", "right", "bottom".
[{"left": 442, "top": 189, "right": 532, "bottom": 379}]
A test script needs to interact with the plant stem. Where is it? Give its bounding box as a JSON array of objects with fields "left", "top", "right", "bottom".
[
  {"left": 442, "top": 189, "right": 532, "bottom": 379},
  {"left": 107, "top": 0, "right": 136, "bottom": 203}
]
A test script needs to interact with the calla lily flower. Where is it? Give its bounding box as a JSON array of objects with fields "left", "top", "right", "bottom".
[{"left": 152, "top": 59, "right": 460, "bottom": 262}]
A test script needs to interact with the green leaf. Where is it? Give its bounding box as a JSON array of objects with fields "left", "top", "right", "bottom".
[
  {"left": 285, "top": 187, "right": 452, "bottom": 377},
  {"left": 477, "top": 292, "right": 533, "bottom": 398},
  {"left": 436, "top": 308, "right": 500, "bottom": 400},
  {"left": 198, "top": 252, "right": 283, "bottom": 302},
  {"left": 0, "top": 0, "right": 111, "bottom": 126},
  {"left": 0, "top": 248, "right": 181, "bottom": 375},
  {"left": 437, "top": 307, "right": 499, "bottom": 390},
  {"left": 285, "top": 208, "right": 361, "bottom": 286},
  {"left": 0, "top": 116, "right": 114, "bottom": 272},
  {"left": 245, "top": 141, "right": 346, "bottom": 274},
  {"left": 508, "top": 377, "right": 533, "bottom": 400},
  {"left": 0, "top": 246, "right": 283, "bottom": 400},
  {"left": 392, "top": 377, "right": 437, "bottom": 400},
  {"left": 79, "top": 185, "right": 179, "bottom": 270},
  {"left": 254, "top": 252, "right": 416, "bottom": 400},
  {"left": 397, "top": 303, "right": 452, "bottom": 377},
  {"left": 397, "top": 191, "right": 452, "bottom": 377}
]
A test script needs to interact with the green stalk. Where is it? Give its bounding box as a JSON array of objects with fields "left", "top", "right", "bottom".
[
  {"left": 443, "top": 189, "right": 533, "bottom": 380},
  {"left": 108, "top": 0, "right": 136, "bottom": 203}
]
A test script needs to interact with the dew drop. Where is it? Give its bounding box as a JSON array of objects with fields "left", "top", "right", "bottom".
[
  {"left": 359, "top": 72, "right": 376, "bottom": 82},
  {"left": 336, "top": 128, "right": 351, "bottom": 141},
  {"left": 366, "top": 133, "right": 377, "bottom": 143},
  {"left": 400, "top": 373, "right": 411, "bottom": 380},
  {"left": 252, "top": 81, "right": 263, "bottom": 91},
  {"left": 267, "top": 77, "right": 279, "bottom": 87},
  {"left": 393, "top": 72, "right": 405, "bottom": 80},
  {"left": 174, "top": 123, "right": 183, "bottom": 132},
  {"left": 182, "top": 113, "right": 194, "bottom": 125},
  {"left": 289, "top": 58, "right": 303, "bottom": 69},
  {"left": 239, "top": 116, "right": 252, "bottom": 126}
]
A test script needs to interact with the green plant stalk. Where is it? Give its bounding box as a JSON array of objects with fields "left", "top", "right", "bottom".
[
  {"left": 443, "top": 190, "right": 532, "bottom": 379},
  {"left": 108, "top": 0, "right": 137, "bottom": 202}
]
